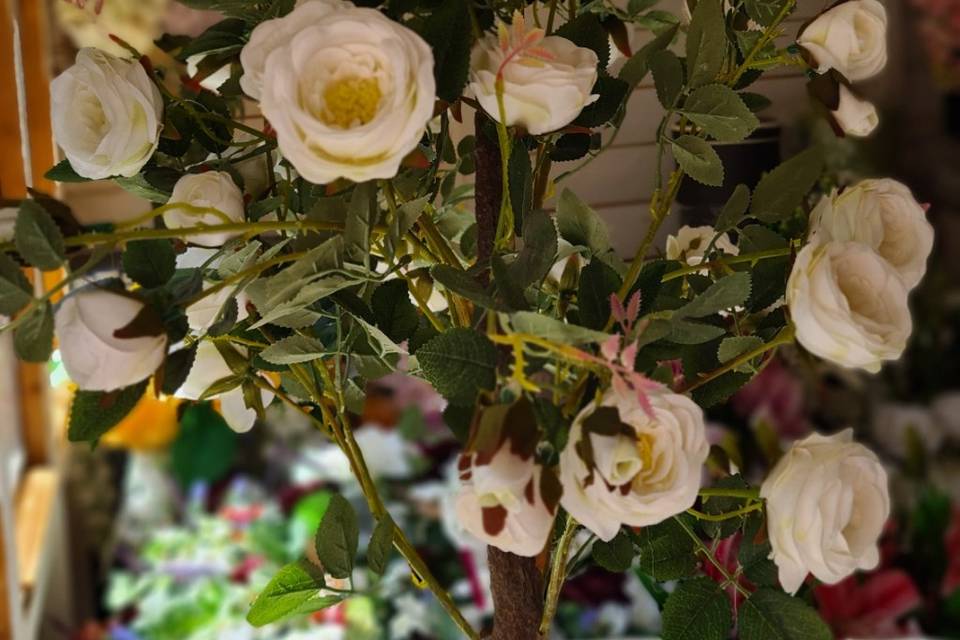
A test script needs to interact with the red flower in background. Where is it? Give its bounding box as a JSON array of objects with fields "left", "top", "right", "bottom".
[
  {"left": 815, "top": 570, "right": 922, "bottom": 639},
  {"left": 942, "top": 508, "right": 960, "bottom": 596},
  {"left": 732, "top": 358, "right": 810, "bottom": 439}
]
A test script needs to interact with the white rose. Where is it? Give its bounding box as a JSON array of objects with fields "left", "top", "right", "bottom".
[
  {"left": 932, "top": 392, "right": 960, "bottom": 443},
  {"left": 559, "top": 387, "right": 710, "bottom": 541},
  {"left": 787, "top": 241, "right": 912, "bottom": 373},
  {"left": 469, "top": 28, "right": 598, "bottom": 135},
  {"left": 186, "top": 284, "right": 249, "bottom": 332},
  {"left": 809, "top": 179, "right": 934, "bottom": 289},
  {"left": 832, "top": 85, "right": 879, "bottom": 137},
  {"left": 175, "top": 340, "right": 273, "bottom": 433},
  {"left": 455, "top": 443, "right": 556, "bottom": 556},
  {"left": 761, "top": 429, "right": 889, "bottom": 594},
  {"left": 54, "top": 288, "right": 167, "bottom": 391},
  {"left": 239, "top": 0, "right": 346, "bottom": 100},
  {"left": 259, "top": 6, "right": 435, "bottom": 184},
  {"left": 665, "top": 225, "right": 739, "bottom": 268},
  {"left": 50, "top": 48, "right": 163, "bottom": 180},
  {"left": 797, "top": 0, "right": 887, "bottom": 82},
  {"left": 0, "top": 207, "right": 17, "bottom": 242},
  {"left": 871, "top": 403, "right": 942, "bottom": 460},
  {"left": 163, "top": 172, "right": 245, "bottom": 247}
]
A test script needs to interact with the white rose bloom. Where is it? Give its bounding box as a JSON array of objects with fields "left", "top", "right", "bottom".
[
  {"left": 809, "top": 179, "right": 934, "bottom": 289},
  {"left": 163, "top": 172, "right": 245, "bottom": 247},
  {"left": 55, "top": 288, "right": 167, "bottom": 391},
  {"left": 186, "top": 284, "right": 249, "bottom": 332},
  {"left": 797, "top": 0, "right": 887, "bottom": 82},
  {"left": 832, "top": 85, "right": 879, "bottom": 137},
  {"left": 787, "top": 241, "right": 912, "bottom": 373},
  {"left": 50, "top": 48, "right": 163, "bottom": 180},
  {"left": 559, "top": 387, "right": 710, "bottom": 541},
  {"left": 932, "top": 392, "right": 960, "bottom": 443},
  {"left": 239, "top": 0, "right": 346, "bottom": 100},
  {"left": 259, "top": 6, "right": 435, "bottom": 184},
  {"left": 0, "top": 207, "right": 17, "bottom": 242},
  {"left": 665, "top": 225, "right": 739, "bottom": 268},
  {"left": 455, "top": 443, "right": 556, "bottom": 556},
  {"left": 761, "top": 430, "right": 889, "bottom": 594},
  {"left": 469, "top": 30, "right": 598, "bottom": 135},
  {"left": 871, "top": 403, "right": 942, "bottom": 459},
  {"left": 175, "top": 341, "right": 272, "bottom": 433}
]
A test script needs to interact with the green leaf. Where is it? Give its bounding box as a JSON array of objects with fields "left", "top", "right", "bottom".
[
  {"left": 578, "top": 259, "right": 621, "bottom": 330},
  {"left": 13, "top": 301, "right": 53, "bottom": 362},
  {"left": 430, "top": 264, "right": 503, "bottom": 310},
  {"left": 556, "top": 189, "right": 613, "bottom": 258},
  {"left": 260, "top": 334, "right": 327, "bottom": 365},
  {"left": 718, "top": 335, "right": 764, "bottom": 370},
  {"left": 508, "top": 144, "right": 533, "bottom": 234},
  {"left": 556, "top": 13, "right": 609, "bottom": 68},
  {"left": 686, "top": 0, "right": 727, "bottom": 88},
  {"left": 700, "top": 475, "right": 751, "bottom": 538},
  {"left": 178, "top": 17, "right": 245, "bottom": 60},
  {"left": 122, "top": 239, "right": 176, "bottom": 288},
  {"left": 15, "top": 200, "right": 65, "bottom": 270},
  {"left": 750, "top": 146, "right": 824, "bottom": 222},
  {"left": 246, "top": 560, "right": 327, "bottom": 627},
  {"left": 417, "top": 0, "right": 472, "bottom": 102},
  {"left": 367, "top": 518, "right": 394, "bottom": 576},
  {"left": 671, "top": 136, "right": 723, "bottom": 187},
  {"left": 416, "top": 328, "right": 498, "bottom": 405},
  {"left": 372, "top": 279, "right": 419, "bottom": 344},
  {"left": 508, "top": 311, "right": 610, "bottom": 345},
  {"left": 619, "top": 24, "right": 679, "bottom": 85},
  {"left": 692, "top": 371, "right": 753, "bottom": 408},
  {"left": 650, "top": 50, "right": 684, "bottom": 108},
  {"left": 676, "top": 272, "right": 751, "bottom": 318},
  {"left": 44, "top": 159, "right": 91, "bottom": 182},
  {"left": 739, "top": 536, "right": 779, "bottom": 587},
  {"left": 662, "top": 577, "right": 733, "bottom": 640},
  {"left": 668, "top": 319, "right": 727, "bottom": 344},
  {"left": 739, "top": 589, "right": 832, "bottom": 640},
  {"left": 509, "top": 209, "right": 558, "bottom": 288},
  {"left": 68, "top": 380, "right": 149, "bottom": 443},
  {"left": 715, "top": 184, "right": 751, "bottom": 233},
  {"left": 681, "top": 85, "right": 760, "bottom": 142},
  {"left": 344, "top": 182, "right": 378, "bottom": 264},
  {"left": 315, "top": 494, "right": 359, "bottom": 580},
  {"left": 593, "top": 529, "right": 634, "bottom": 572},
  {"left": 172, "top": 403, "right": 238, "bottom": 487},
  {"left": 0, "top": 253, "right": 33, "bottom": 315},
  {"left": 159, "top": 346, "right": 197, "bottom": 396},
  {"left": 575, "top": 74, "right": 630, "bottom": 128},
  {"left": 744, "top": 0, "right": 791, "bottom": 26},
  {"left": 633, "top": 516, "right": 699, "bottom": 581}
]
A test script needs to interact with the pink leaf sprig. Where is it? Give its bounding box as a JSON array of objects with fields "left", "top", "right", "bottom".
[{"left": 495, "top": 11, "right": 557, "bottom": 80}]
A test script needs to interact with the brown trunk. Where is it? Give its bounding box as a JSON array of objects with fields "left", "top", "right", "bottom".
[
  {"left": 486, "top": 546, "right": 544, "bottom": 640},
  {"left": 474, "top": 110, "right": 502, "bottom": 273}
]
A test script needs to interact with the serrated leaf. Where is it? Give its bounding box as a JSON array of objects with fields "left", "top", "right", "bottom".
[
  {"left": 508, "top": 144, "right": 533, "bottom": 233},
  {"left": 509, "top": 209, "right": 558, "bottom": 288},
  {"left": 159, "top": 346, "right": 197, "bottom": 396},
  {"left": 246, "top": 560, "right": 327, "bottom": 627},
  {"left": 315, "top": 494, "right": 359, "bottom": 580},
  {"left": 15, "top": 201, "right": 65, "bottom": 270},
  {"left": 744, "top": 0, "right": 791, "bottom": 26},
  {"left": 669, "top": 319, "right": 727, "bottom": 344},
  {"left": 416, "top": 328, "right": 497, "bottom": 405},
  {"left": 619, "top": 24, "right": 679, "bottom": 85},
  {"left": 718, "top": 336, "right": 764, "bottom": 369},
  {"left": 417, "top": 0, "right": 472, "bottom": 102},
  {"left": 700, "top": 475, "right": 751, "bottom": 538},
  {"left": 681, "top": 85, "right": 760, "bottom": 142},
  {"left": 508, "top": 311, "right": 610, "bottom": 345},
  {"left": 367, "top": 518, "right": 394, "bottom": 576},
  {"left": 14, "top": 301, "right": 53, "bottom": 362},
  {"left": 371, "top": 279, "right": 419, "bottom": 344},
  {"left": 633, "top": 517, "right": 699, "bottom": 580},
  {"left": 68, "top": 380, "right": 149, "bottom": 443},
  {"left": 430, "top": 264, "right": 503, "bottom": 310},
  {"left": 556, "top": 13, "right": 609, "bottom": 68},
  {"left": 122, "top": 239, "right": 176, "bottom": 288},
  {"left": 593, "top": 529, "right": 634, "bottom": 572},
  {"left": 671, "top": 135, "right": 724, "bottom": 187},
  {"left": 662, "top": 577, "right": 732, "bottom": 640},
  {"left": 556, "top": 189, "right": 613, "bottom": 257},
  {"left": 44, "top": 159, "right": 91, "bottom": 182},
  {"left": 574, "top": 74, "right": 629, "bottom": 127},
  {"left": 0, "top": 253, "right": 33, "bottom": 315},
  {"left": 750, "top": 146, "right": 824, "bottom": 222},
  {"left": 715, "top": 184, "right": 751, "bottom": 233},
  {"left": 650, "top": 50, "right": 684, "bottom": 108},
  {"left": 676, "top": 272, "right": 751, "bottom": 318},
  {"left": 692, "top": 371, "right": 753, "bottom": 407},
  {"left": 217, "top": 241, "right": 261, "bottom": 278},
  {"left": 686, "top": 0, "right": 727, "bottom": 88},
  {"left": 739, "top": 537, "right": 779, "bottom": 587},
  {"left": 260, "top": 334, "right": 327, "bottom": 365},
  {"left": 578, "top": 259, "right": 621, "bottom": 330},
  {"left": 739, "top": 589, "right": 832, "bottom": 640}
]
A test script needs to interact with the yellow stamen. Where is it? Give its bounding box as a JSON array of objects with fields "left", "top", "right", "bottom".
[{"left": 320, "top": 76, "right": 382, "bottom": 129}]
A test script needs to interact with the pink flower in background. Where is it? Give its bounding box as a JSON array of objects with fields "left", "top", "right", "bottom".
[
  {"left": 942, "top": 508, "right": 960, "bottom": 596},
  {"left": 815, "top": 570, "right": 922, "bottom": 639},
  {"left": 731, "top": 358, "right": 810, "bottom": 438}
]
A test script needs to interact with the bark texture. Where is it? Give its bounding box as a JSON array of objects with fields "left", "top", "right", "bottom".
[{"left": 486, "top": 546, "right": 544, "bottom": 640}]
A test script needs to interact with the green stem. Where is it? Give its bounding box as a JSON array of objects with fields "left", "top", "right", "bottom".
[
  {"left": 687, "top": 502, "right": 763, "bottom": 522},
  {"left": 182, "top": 250, "right": 310, "bottom": 307},
  {"left": 728, "top": 0, "right": 797, "bottom": 86},
  {"left": 661, "top": 246, "right": 794, "bottom": 281},
  {"left": 699, "top": 487, "right": 761, "bottom": 500},
  {"left": 545, "top": 0, "right": 560, "bottom": 33},
  {"left": 680, "top": 324, "right": 795, "bottom": 393},
  {"left": 539, "top": 514, "right": 579, "bottom": 637},
  {"left": 673, "top": 515, "right": 750, "bottom": 597},
  {"left": 493, "top": 76, "right": 515, "bottom": 249}
]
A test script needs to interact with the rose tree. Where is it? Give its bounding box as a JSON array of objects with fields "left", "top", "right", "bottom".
[{"left": 0, "top": 0, "right": 933, "bottom": 638}]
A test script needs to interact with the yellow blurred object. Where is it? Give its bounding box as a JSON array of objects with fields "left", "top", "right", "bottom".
[
  {"left": 101, "top": 386, "right": 181, "bottom": 451},
  {"left": 55, "top": 0, "right": 169, "bottom": 58}
]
